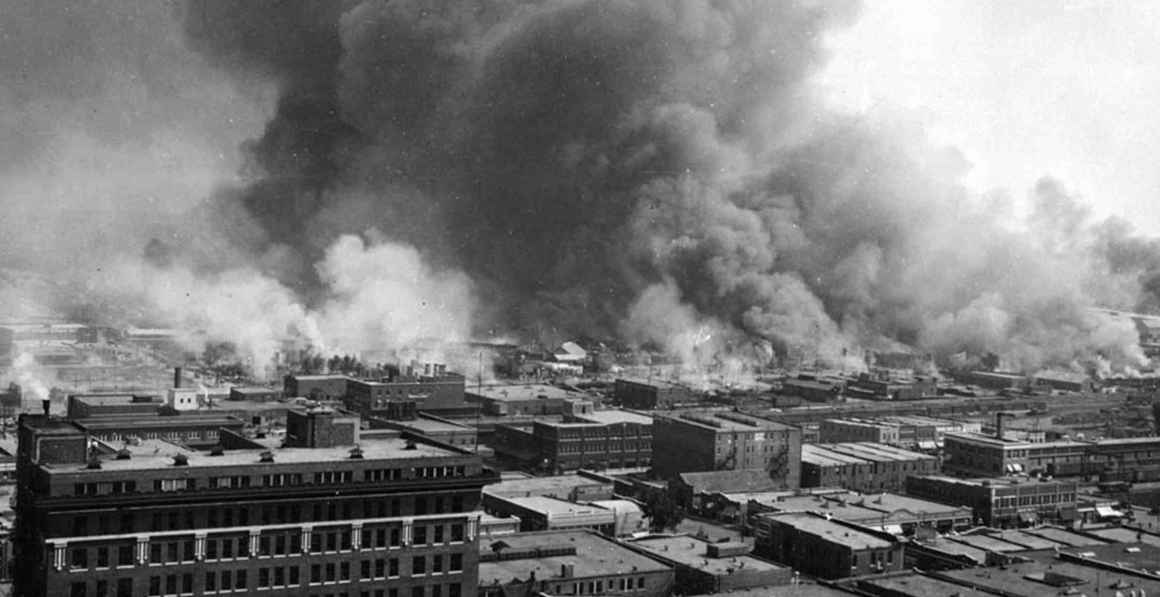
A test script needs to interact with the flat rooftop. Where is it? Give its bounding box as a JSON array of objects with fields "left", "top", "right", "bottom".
[
  {"left": 615, "top": 377, "right": 688, "bottom": 390},
  {"left": 574, "top": 410, "right": 653, "bottom": 426},
  {"left": 478, "top": 530, "right": 668, "bottom": 585},
  {"left": 938, "top": 547, "right": 1160, "bottom": 597},
  {"left": 485, "top": 474, "right": 611, "bottom": 499},
  {"left": 946, "top": 533, "right": 1028, "bottom": 553},
  {"left": 668, "top": 411, "right": 796, "bottom": 432},
  {"left": 757, "top": 491, "right": 968, "bottom": 521},
  {"left": 630, "top": 535, "right": 785, "bottom": 575},
  {"left": 944, "top": 432, "right": 1088, "bottom": 449},
  {"left": 862, "top": 573, "right": 993, "bottom": 597},
  {"left": 765, "top": 513, "right": 894, "bottom": 550},
  {"left": 911, "top": 474, "right": 1077, "bottom": 489},
  {"left": 499, "top": 496, "right": 612, "bottom": 517},
  {"left": 394, "top": 418, "right": 473, "bottom": 433},
  {"left": 43, "top": 433, "right": 467, "bottom": 475},
  {"left": 468, "top": 384, "right": 586, "bottom": 402},
  {"left": 1022, "top": 527, "right": 1107, "bottom": 547}
]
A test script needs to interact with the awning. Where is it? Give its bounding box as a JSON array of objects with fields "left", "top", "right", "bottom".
[{"left": 1095, "top": 505, "right": 1124, "bottom": 518}]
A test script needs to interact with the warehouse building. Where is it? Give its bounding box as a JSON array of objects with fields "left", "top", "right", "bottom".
[
  {"left": 652, "top": 411, "right": 801, "bottom": 488},
  {"left": 800, "top": 442, "right": 939, "bottom": 493}
]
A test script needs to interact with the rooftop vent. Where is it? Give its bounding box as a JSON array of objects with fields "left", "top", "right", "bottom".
[
  {"left": 404, "top": 440, "right": 417, "bottom": 450},
  {"left": 172, "top": 453, "right": 189, "bottom": 467},
  {"left": 259, "top": 450, "right": 275, "bottom": 463},
  {"left": 86, "top": 456, "right": 102, "bottom": 470},
  {"left": 209, "top": 445, "right": 225, "bottom": 456},
  {"left": 349, "top": 446, "right": 364, "bottom": 459},
  {"left": 115, "top": 448, "right": 132, "bottom": 460}
]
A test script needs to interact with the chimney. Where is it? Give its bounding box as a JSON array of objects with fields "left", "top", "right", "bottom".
[
  {"left": 996, "top": 412, "right": 1007, "bottom": 440},
  {"left": 174, "top": 367, "right": 183, "bottom": 389},
  {"left": 41, "top": 398, "right": 50, "bottom": 416}
]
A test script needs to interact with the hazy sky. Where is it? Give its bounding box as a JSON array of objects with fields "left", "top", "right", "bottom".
[{"left": 820, "top": 0, "right": 1160, "bottom": 233}]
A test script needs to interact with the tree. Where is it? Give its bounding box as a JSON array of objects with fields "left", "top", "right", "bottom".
[{"left": 643, "top": 491, "right": 686, "bottom": 532}]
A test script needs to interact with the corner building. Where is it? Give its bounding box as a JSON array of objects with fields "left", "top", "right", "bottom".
[{"left": 15, "top": 409, "right": 498, "bottom": 597}]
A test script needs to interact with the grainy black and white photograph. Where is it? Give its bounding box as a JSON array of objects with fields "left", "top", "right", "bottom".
[{"left": 4, "top": 1, "right": 1160, "bottom": 595}]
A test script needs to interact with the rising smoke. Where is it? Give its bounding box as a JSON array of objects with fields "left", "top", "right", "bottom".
[{"left": 4, "top": 1, "right": 1160, "bottom": 377}]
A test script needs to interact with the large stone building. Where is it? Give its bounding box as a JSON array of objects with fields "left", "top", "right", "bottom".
[
  {"left": 651, "top": 411, "right": 801, "bottom": 488},
  {"left": 15, "top": 408, "right": 497, "bottom": 597}
]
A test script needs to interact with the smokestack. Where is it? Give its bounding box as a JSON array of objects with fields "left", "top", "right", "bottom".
[
  {"left": 996, "top": 412, "right": 1008, "bottom": 440},
  {"left": 41, "top": 398, "right": 50, "bottom": 416},
  {"left": 174, "top": 367, "right": 182, "bottom": 389}
]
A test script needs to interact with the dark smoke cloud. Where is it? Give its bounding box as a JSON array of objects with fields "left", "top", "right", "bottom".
[
  {"left": 7, "top": 0, "right": 1160, "bottom": 377},
  {"left": 172, "top": 0, "right": 1160, "bottom": 373}
]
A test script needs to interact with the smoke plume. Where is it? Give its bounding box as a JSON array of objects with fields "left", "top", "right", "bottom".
[{"left": 6, "top": 0, "right": 1160, "bottom": 377}]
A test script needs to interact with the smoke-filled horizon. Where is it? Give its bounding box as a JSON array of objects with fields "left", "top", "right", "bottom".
[{"left": 6, "top": 0, "right": 1160, "bottom": 377}]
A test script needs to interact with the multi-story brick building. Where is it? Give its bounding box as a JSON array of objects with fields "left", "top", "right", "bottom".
[
  {"left": 466, "top": 384, "right": 590, "bottom": 417},
  {"left": 612, "top": 379, "right": 698, "bottom": 410},
  {"left": 651, "top": 412, "right": 801, "bottom": 488},
  {"left": 800, "top": 443, "right": 939, "bottom": 493},
  {"left": 285, "top": 371, "right": 468, "bottom": 419},
  {"left": 905, "top": 475, "right": 1079, "bottom": 527},
  {"left": 942, "top": 432, "right": 1099, "bottom": 477},
  {"left": 72, "top": 413, "right": 247, "bottom": 448},
  {"left": 15, "top": 407, "right": 498, "bottom": 597},
  {"left": 509, "top": 410, "right": 653, "bottom": 473},
  {"left": 754, "top": 512, "right": 903, "bottom": 579}
]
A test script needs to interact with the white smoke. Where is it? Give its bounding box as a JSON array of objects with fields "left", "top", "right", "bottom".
[
  {"left": 13, "top": 352, "right": 50, "bottom": 403},
  {"left": 98, "top": 233, "right": 474, "bottom": 378}
]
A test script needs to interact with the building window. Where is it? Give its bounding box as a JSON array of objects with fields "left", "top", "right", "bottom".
[
  {"left": 449, "top": 554, "right": 462, "bottom": 572},
  {"left": 155, "top": 479, "right": 192, "bottom": 492},
  {"left": 432, "top": 554, "right": 444, "bottom": 573},
  {"left": 71, "top": 547, "right": 88, "bottom": 570},
  {"left": 413, "top": 556, "right": 426, "bottom": 575},
  {"left": 205, "top": 572, "right": 216, "bottom": 592},
  {"left": 71, "top": 582, "right": 86, "bottom": 597}
]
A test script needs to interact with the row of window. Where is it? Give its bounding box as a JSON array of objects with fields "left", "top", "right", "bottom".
[
  {"left": 65, "top": 564, "right": 466, "bottom": 597},
  {"left": 73, "top": 466, "right": 471, "bottom": 496},
  {"left": 70, "top": 494, "right": 471, "bottom": 535},
  {"left": 68, "top": 580, "right": 462, "bottom": 597},
  {"left": 68, "top": 523, "right": 468, "bottom": 569},
  {"left": 483, "top": 576, "right": 647, "bottom": 597},
  {"left": 554, "top": 442, "right": 650, "bottom": 454}
]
